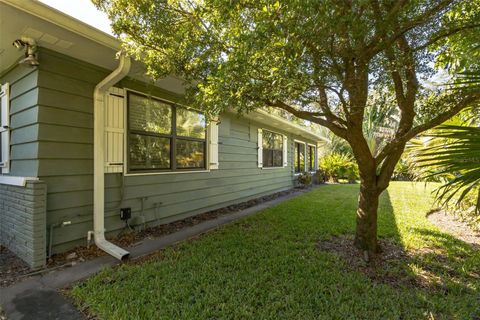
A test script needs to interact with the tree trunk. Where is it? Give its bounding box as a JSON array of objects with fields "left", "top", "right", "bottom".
[{"left": 353, "top": 181, "right": 380, "bottom": 254}]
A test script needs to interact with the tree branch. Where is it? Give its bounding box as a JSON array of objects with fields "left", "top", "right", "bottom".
[
  {"left": 376, "top": 93, "right": 480, "bottom": 163},
  {"left": 266, "top": 100, "right": 348, "bottom": 139}
]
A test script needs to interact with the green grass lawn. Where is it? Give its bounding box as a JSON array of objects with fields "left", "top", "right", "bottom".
[{"left": 70, "top": 182, "right": 479, "bottom": 319}]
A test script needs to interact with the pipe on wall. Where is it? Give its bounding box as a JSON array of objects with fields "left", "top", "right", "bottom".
[{"left": 92, "top": 52, "right": 131, "bottom": 261}]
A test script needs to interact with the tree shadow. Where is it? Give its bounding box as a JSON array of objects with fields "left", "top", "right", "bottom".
[
  {"left": 380, "top": 189, "right": 479, "bottom": 295},
  {"left": 320, "top": 187, "right": 479, "bottom": 296},
  {"left": 406, "top": 227, "right": 480, "bottom": 291}
]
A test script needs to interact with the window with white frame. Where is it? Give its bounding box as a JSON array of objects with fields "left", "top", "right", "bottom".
[
  {"left": 257, "top": 128, "right": 288, "bottom": 168},
  {"left": 308, "top": 144, "right": 317, "bottom": 171},
  {"left": 262, "top": 130, "right": 283, "bottom": 167},
  {"left": 294, "top": 141, "right": 306, "bottom": 173},
  {"left": 0, "top": 83, "right": 10, "bottom": 174},
  {"left": 127, "top": 92, "right": 207, "bottom": 172}
]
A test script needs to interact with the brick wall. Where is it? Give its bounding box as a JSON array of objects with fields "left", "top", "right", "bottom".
[{"left": 0, "top": 180, "right": 47, "bottom": 269}]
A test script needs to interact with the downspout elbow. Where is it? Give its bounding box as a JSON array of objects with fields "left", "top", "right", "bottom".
[{"left": 93, "top": 52, "right": 131, "bottom": 261}]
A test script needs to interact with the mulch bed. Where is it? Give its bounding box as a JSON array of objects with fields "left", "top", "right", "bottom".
[
  {"left": 316, "top": 209, "right": 480, "bottom": 291},
  {"left": 1, "top": 188, "right": 301, "bottom": 288},
  {"left": 316, "top": 235, "right": 464, "bottom": 291},
  {"left": 317, "top": 235, "right": 418, "bottom": 288},
  {"left": 0, "top": 245, "right": 32, "bottom": 287}
]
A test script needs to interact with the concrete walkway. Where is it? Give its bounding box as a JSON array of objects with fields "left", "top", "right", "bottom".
[{"left": 1, "top": 189, "right": 310, "bottom": 320}]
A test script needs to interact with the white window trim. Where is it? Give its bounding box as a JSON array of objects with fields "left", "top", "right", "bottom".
[
  {"left": 0, "top": 176, "right": 38, "bottom": 187},
  {"left": 293, "top": 139, "right": 307, "bottom": 175},
  {"left": 307, "top": 143, "right": 318, "bottom": 172},
  {"left": 122, "top": 88, "right": 211, "bottom": 176},
  {"left": 259, "top": 128, "right": 287, "bottom": 169},
  {"left": 0, "top": 83, "right": 10, "bottom": 174},
  {"left": 257, "top": 128, "right": 263, "bottom": 168},
  {"left": 123, "top": 169, "right": 211, "bottom": 177},
  {"left": 207, "top": 119, "right": 219, "bottom": 170}
]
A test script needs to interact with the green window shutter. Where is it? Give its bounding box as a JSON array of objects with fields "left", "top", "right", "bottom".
[
  {"left": 283, "top": 135, "right": 288, "bottom": 167},
  {"left": 104, "top": 87, "right": 124, "bottom": 173},
  {"left": 208, "top": 120, "right": 219, "bottom": 170},
  {"left": 257, "top": 128, "right": 263, "bottom": 168},
  {"left": 0, "top": 83, "right": 10, "bottom": 174}
]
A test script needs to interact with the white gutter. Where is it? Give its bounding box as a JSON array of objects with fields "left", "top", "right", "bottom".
[{"left": 92, "top": 52, "right": 131, "bottom": 261}]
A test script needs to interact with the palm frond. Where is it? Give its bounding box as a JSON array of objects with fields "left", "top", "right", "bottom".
[{"left": 413, "top": 125, "right": 480, "bottom": 206}]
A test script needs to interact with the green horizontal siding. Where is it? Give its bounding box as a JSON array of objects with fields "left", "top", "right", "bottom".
[
  {"left": 0, "top": 63, "right": 40, "bottom": 176},
  {"left": 35, "top": 49, "right": 317, "bottom": 253}
]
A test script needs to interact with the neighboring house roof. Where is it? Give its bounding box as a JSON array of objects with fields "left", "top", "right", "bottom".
[{"left": 0, "top": 0, "right": 324, "bottom": 142}]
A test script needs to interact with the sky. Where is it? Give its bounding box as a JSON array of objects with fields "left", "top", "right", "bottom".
[{"left": 38, "top": 0, "right": 114, "bottom": 35}]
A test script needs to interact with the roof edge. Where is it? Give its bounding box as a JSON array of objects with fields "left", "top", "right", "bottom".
[
  {"left": 1, "top": 0, "right": 120, "bottom": 50},
  {"left": 229, "top": 109, "right": 326, "bottom": 142},
  {"left": 255, "top": 109, "right": 326, "bottom": 142}
]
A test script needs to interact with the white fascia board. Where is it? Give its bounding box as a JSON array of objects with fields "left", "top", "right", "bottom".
[{"left": 1, "top": 0, "right": 120, "bottom": 50}]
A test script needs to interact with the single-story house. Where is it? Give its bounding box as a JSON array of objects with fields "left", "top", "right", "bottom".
[{"left": 0, "top": 0, "right": 323, "bottom": 268}]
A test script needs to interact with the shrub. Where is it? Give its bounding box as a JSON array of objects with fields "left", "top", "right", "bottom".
[
  {"left": 297, "top": 172, "right": 313, "bottom": 188},
  {"left": 313, "top": 170, "right": 326, "bottom": 184},
  {"left": 319, "top": 153, "right": 359, "bottom": 183}
]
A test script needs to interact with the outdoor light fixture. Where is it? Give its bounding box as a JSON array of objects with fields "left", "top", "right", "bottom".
[{"left": 12, "top": 37, "right": 39, "bottom": 67}]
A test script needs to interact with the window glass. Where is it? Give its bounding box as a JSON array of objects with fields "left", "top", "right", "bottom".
[
  {"left": 262, "top": 130, "right": 283, "bottom": 168},
  {"left": 263, "top": 149, "right": 273, "bottom": 167},
  {"left": 176, "top": 139, "right": 205, "bottom": 168},
  {"left": 129, "top": 94, "right": 172, "bottom": 134},
  {"left": 127, "top": 92, "right": 206, "bottom": 172},
  {"left": 295, "top": 142, "right": 305, "bottom": 173},
  {"left": 129, "top": 134, "right": 170, "bottom": 170},
  {"left": 176, "top": 108, "right": 206, "bottom": 139},
  {"left": 273, "top": 150, "right": 283, "bottom": 167}
]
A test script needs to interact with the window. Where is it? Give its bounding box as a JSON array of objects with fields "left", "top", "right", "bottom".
[
  {"left": 308, "top": 145, "right": 316, "bottom": 171},
  {"left": 127, "top": 92, "right": 206, "bottom": 172},
  {"left": 262, "top": 130, "right": 284, "bottom": 167},
  {"left": 294, "top": 141, "right": 305, "bottom": 173},
  {"left": 258, "top": 129, "right": 288, "bottom": 168}
]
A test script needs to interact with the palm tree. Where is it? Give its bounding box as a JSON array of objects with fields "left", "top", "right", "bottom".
[
  {"left": 363, "top": 89, "right": 400, "bottom": 157},
  {"left": 412, "top": 71, "right": 480, "bottom": 213},
  {"left": 413, "top": 125, "right": 480, "bottom": 211}
]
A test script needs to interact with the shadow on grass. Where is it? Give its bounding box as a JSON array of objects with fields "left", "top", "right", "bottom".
[
  {"left": 321, "top": 188, "right": 479, "bottom": 296},
  {"left": 384, "top": 190, "right": 478, "bottom": 294},
  {"left": 407, "top": 228, "right": 480, "bottom": 290}
]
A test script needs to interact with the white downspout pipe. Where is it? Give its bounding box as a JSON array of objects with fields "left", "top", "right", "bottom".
[{"left": 92, "top": 52, "right": 131, "bottom": 260}]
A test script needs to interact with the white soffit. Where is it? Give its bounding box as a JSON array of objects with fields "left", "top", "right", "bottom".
[
  {"left": 0, "top": 1, "right": 119, "bottom": 72},
  {"left": 0, "top": 1, "right": 186, "bottom": 95}
]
